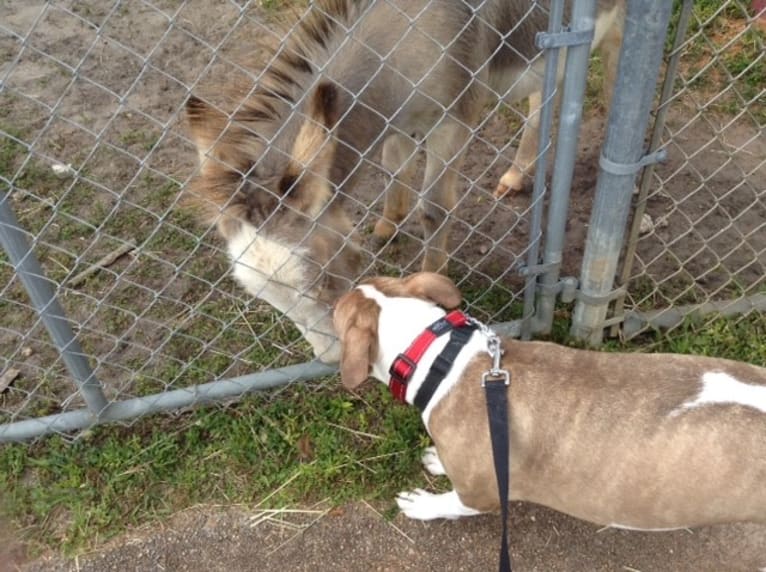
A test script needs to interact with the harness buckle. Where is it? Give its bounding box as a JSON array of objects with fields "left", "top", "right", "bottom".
[{"left": 389, "top": 353, "right": 417, "bottom": 383}]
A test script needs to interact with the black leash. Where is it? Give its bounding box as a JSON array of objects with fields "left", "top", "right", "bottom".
[
  {"left": 483, "top": 341, "right": 512, "bottom": 572},
  {"left": 389, "top": 313, "right": 512, "bottom": 571}
]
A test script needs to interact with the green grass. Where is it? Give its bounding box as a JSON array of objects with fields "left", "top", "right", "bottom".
[
  {"left": 0, "top": 382, "right": 425, "bottom": 555},
  {"left": 672, "top": 0, "right": 766, "bottom": 125},
  {"left": 2, "top": 310, "right": 764, "bottom": 557}
]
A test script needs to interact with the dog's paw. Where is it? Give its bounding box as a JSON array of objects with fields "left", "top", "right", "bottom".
[
  {"left": 421, "top": 446, "right": 446, "bottom": 476},
  {"left": 396, "top": 489, "right": 481, "bottom": 521},
  {"left": 396, "top": 489, "right": 448, "bottom": 521}
]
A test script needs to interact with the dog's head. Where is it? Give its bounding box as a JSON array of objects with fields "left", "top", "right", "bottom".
[{"left": 332, "top": 272, "right": 462, "bottom": 389}]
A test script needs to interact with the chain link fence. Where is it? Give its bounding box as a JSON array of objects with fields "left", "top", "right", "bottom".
[
  {"left": 612, "top": 0, "right": 765, "bottom": 338},
  {"left": 0, "top": 0, "right": 760, "bottom": 442},
  {"left": 1, "top": 0, "right": 580, "bottom": 441}
]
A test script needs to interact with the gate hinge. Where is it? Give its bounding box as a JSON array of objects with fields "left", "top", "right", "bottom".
[
  {"left": 536, "top": 26, "right": 595, "bottom": 50},
  {"left": 537, "top": 276, "right": 579, "bottom": 303}
]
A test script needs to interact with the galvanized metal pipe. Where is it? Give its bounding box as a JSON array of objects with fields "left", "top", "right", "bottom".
[
  {"left": 571, "top": 0, "right": 673, "bottom": 344},
  {"left": 0, "top": 193, "right": 108, "bottom": 414},
  {"left": 610, "top": 0, "right": 694, "bottom": 337},
  {"left": 622, "top": 293, "right": 766, "bottom": 339},
  {"left": 521, "top": 0, "right": 565, "bottom": 339},
  {"left": 0, "top": 359, "right": 337, "bottom": 442},
  {"left": 535, "top": 0, "right": 598, "bottom": 334},
  {"left": 0, "top": 317, "right": 524, "bottom": 442}
]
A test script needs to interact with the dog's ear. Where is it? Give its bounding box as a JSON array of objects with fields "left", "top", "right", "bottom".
[
  {"left": 333, "top": 290, "right": 379, "bottom": 390},
  {"left": 339, "top": 325, "right": 374, "bottom": 389},
  {"left": 333, "top": 289, "right": 380, "bottom": 389},
  {"left": 403, "top": 272, "right": 462, "bottom": 309}
]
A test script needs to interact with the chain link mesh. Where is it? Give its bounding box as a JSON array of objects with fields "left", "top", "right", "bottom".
[
  {"left": 0, "top": 0, "right": 569, "bottom": 439},
  {"left": 619, "top": 0, "right": 765, "bottom": 335}
]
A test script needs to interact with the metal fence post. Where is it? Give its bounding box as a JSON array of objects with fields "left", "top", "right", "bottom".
[
  {"left": 0, "top": 194, "right": 108, "bottom": 416},
  {"left": 570, "top": 0, "right": 673, "bottom": 344},
  {"left": 533, "top": 0, "right": 597, "bottom": 334},
  {"left": 520, "top": 0, "right": 565, "bottom": 339},
  {"left": 609, "top": 0, "right": 694, "bottom": 337}
]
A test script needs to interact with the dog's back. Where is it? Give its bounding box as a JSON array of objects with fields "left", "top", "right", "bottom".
[{"left": 456, "top": 341, "right": 766, "bottom": 528}]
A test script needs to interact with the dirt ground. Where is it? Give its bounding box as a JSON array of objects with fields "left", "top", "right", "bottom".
[{"left": 14, "top": 501, "right": 766, "bottom": 572}]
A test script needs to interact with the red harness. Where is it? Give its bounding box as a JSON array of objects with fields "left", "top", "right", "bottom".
[{"left": 387, "top": 310, "right": 470, "bottom": 402}]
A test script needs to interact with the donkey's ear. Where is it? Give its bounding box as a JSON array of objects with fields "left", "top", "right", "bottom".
[
  {"left": 403, "top": 272, "right": 462, "bottom": 309},
  {"left": 284, "top": 82, "right": 342, "bottom": 214},
  {"left": 290, "top": 81, "right": 341, "bottom": 168},
  {"left": 185, "top": 96, "right": 249, "bottom": 173},
  {"left": 310, "top": 82, "right": 341, "bottom": 129},
  {"left": 186, "top": 96, "right": 225, "bottom": 155}
]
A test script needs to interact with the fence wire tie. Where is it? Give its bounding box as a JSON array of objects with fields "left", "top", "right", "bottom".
[
  {"left": 598, "top": 148, "right": 668, "bottom": 177},
  {"left": 535, "top": 27, "right": 595, "bottom": 50}
]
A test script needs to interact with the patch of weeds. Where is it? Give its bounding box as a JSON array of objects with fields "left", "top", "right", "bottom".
[
  {"left": 119, "top": 130, "right": 158, "bottom": 154},
  {"left": 0, "top": 382, "right": 424, "bottom": 556},
  {"left": 674, "top": 1, "right": 765, "bottom": 125},
  {"left": 585, "top": 52, "right": 607, "bottom": 113},
  {"left": 259, "top": 0, "right": 304, "bottom": 12},
  {"left": 606, "top": 311, "right": 766, "bottom": 366},
  {"left": 0, "top": 126, "right": 27, "bottom": 179},
  {"left": 496, "top": 101, "right": 525, "bottom": 135},
  {"left": 459, "top": 275, "right": 523, "bottom": 323}
]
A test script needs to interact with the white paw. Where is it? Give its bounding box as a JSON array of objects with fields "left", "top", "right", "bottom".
[
  {"left": 396, "top": 489, "right": 481, "bottom": 521},
  {"left": 421, "top": 446, "right": 446, "bottom": 476},
  {"left": 396, "top": 489, "right": 448, "bottom": 521}
]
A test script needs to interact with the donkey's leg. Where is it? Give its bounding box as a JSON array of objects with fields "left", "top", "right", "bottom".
[
  {"left": 600, "top": 17, "right": 623, "bottom": 106},
  {"left": 373, "top": 134, "right": 419, "bottom": 246},
  {"left": 495, "top": 90, "right": 542, "bottom": 198},
  {"left": 420, "top": 120, "right": 470, "bottom": 273}
]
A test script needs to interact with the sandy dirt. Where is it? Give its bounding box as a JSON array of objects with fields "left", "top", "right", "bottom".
[{"left": 17, "top": 501, "right": 766, "bottom": 572}]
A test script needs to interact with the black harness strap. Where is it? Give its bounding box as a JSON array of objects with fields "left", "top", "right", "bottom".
[
  {"left": 413, "top": 324, "right": 477, "bottom": 412},
  {"left": 392, "top": 313, "right": 512, "bottom": 571},
  {"left": 485, "top": 373, "right": 512, "bottom": 572}
]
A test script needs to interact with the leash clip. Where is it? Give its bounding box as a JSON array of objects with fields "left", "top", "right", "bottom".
[{"left": 472, "top": 322, "right": 509, "bottom": 387}]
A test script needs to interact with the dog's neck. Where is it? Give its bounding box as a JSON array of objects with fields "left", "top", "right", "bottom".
[
  {"left": 357, "top": 285, "right": 446, "bottom": 382},
  {"left": 356, "top": 285, "right": 487, "bottom": 424}
]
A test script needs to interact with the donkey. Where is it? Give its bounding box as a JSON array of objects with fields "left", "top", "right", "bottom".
[{"left": 184, "top": 0, "right": 625, "bottom": 362}]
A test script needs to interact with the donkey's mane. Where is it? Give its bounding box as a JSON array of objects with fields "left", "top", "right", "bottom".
[{"left": 234, "top": 0, "right": 373, "bottom": 126}]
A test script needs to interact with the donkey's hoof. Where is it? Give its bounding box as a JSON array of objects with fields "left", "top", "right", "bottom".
[
  {"left": 494, "top": 169, "right": 526, "bottom": 198},
  {"left": 373, "top": 218, "right": 397, "bottom": 238}
]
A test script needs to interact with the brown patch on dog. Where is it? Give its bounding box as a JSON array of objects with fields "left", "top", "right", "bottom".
[
  {"left": 364, "top": 272, "right": 462, "bottom": 309},
  {"left": 333, "top": 288, "right": 380, "bottom": 389}
]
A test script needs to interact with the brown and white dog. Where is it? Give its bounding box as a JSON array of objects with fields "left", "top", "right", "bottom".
[{"left": 333, "top": 273, "right": 766, "bottom": 530}]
